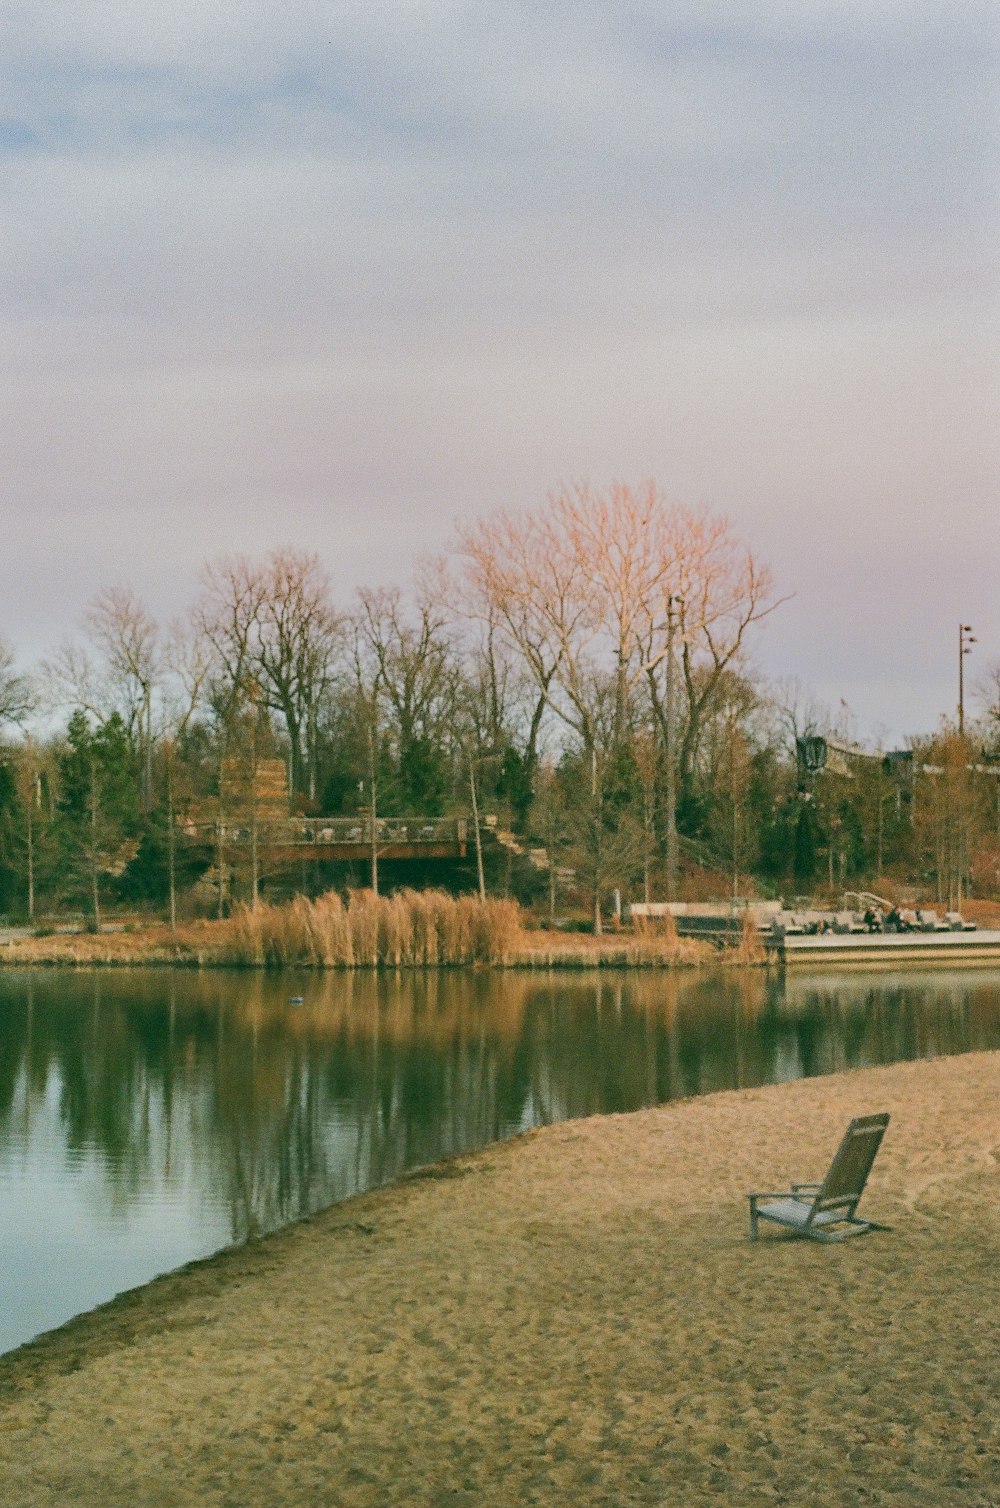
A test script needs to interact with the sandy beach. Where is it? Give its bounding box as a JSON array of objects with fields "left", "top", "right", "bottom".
[{"left": 1, "top": 1051, "right": 998, "bottom": 1506}]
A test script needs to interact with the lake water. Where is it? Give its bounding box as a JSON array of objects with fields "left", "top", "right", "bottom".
[{"left": 2, "top": 964, "right": 1000, "bottom": 1356}]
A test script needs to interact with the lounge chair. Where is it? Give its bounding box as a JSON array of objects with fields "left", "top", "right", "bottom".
[{"left": 748, "top": 1113, "right": 890, "bottom": 1243}]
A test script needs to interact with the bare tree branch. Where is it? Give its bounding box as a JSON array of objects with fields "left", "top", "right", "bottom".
[{"left": 0, "top": 638, "right": 34, "bottom": 727}]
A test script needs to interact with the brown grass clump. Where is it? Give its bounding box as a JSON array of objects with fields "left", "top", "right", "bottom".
[
  {"left": 632, "top": 908, "right": 678, "bottom": 943},
  {"left": 0, "top": 918, "right": 230, "bottom": 968},
  {"left": 434, "top": 890, "right": 462, "bottom": 963},
  {"left": 452, "top": 893, "right": 479, "bottom": 961},
  {"left": 228, "top": 903, "right": 267, "bottom": 967},
  {"left": 724, "top": 909, "right": 767, "bottom": 966},
  {"left": 312, "top": 891, "right": 353, "bottom": 965},
  {"left": 378, "top": 892, "right": 411, "bottom": 967},
  {"left": 406, "top": 889, "right": 439, "bottom": 965},
  {"left": 228, "top": 900, "right": 312, "bottom": 967},
  {"left": 478, "top": 897, "right": 522, "bottom": 963},
  {"left": 289, "top": 895, "right": 324, "bottom": 966},
  {"left": 509, "top": 929, "right": 709, "bottom": 968},
  {"left": 347, "top": 890, "right": 381, "bottom": 967},
  {"left": 213, "top": 888, "right": 527, "bottom": 969}
]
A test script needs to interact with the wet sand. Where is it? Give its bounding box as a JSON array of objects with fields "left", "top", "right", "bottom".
[{"left": 1, "top": 1052, "right": 998, "bottom": 1506}]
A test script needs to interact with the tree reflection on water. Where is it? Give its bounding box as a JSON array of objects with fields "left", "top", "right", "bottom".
[{"left": 1, "top": 967, "right": 1000, "bottom": 1250}]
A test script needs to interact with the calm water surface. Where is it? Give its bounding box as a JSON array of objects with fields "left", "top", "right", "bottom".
[{"left": 2, "top": 964, "right": 1000, "bottom": 1355}]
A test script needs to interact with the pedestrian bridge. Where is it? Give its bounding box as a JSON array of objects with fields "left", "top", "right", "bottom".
[{"left": 182, "top": 816, "right": 468, "bottom": 863}]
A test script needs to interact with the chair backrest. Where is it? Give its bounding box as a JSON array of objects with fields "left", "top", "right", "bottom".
[{"left": 811, "top": 1113, "right": 890, "bottom": 1219}]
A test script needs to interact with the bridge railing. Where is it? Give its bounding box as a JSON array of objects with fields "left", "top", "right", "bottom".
[
  {"left": 180, "top": 816, "right": 468, "bottom": 846},
  {"left": 292, "top": 817, "right": 467, "bottom": 845}
]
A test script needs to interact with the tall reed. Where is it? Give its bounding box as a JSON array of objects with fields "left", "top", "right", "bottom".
[
  {"left": 225, "top": 888, "right": 525, "bottom": 968},
  {"left": 727, "top": 908, "right": 767, "bottom": 965},
  {"left": 508, "top": 933, "right": 709, "bottom": 968},
  {"left": 631, "top": 907, "right": 678, "bottom": 942},
  {"left": 378, "top": 891, "right": 411, "bottom": 967},
  {"left": 313, "top": 891, "right": 352, "bottom": 965},
  {"left": 348, "top": 890, "right": 381, "bottom": 967}
]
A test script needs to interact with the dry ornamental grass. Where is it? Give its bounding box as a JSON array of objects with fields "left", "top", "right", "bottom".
[
  {"left": 1, "top": 894, "right": 724, "bottom": 970},
  {"left": 223, "top": 888, "right": 524, "bottom": 968}
]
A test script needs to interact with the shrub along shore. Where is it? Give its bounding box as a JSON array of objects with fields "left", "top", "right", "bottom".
[{"left": 0, "top": 890, "right": 761, "bottom": 969}]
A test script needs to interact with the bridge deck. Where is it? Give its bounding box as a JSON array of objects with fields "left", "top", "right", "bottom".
[{"left": 181, "top": 816, "right": 469, "bottom": 863}]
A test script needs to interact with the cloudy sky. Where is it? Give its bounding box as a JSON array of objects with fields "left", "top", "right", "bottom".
[{"left": 2, "top": 0, "right": 997, "bottom": 743}]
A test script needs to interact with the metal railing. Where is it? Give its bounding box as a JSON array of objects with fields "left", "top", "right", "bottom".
[
  {"left": 180, "top": 816, "right": 468, "bottom": 846},
  {"left": 292, "top": 817, "right": 467, "bottom": 845}
]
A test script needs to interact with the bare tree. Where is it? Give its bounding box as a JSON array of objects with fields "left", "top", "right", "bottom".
[
  {"left": 0, "top": 638, "right": 34, "bottom": 727},
  {"left": 975, "top": 660, "right": 1000, "bottom": 748},
  {"left": 196, "top": 555, "right": 267, "bottom": 716},
  {"left": 85, "top": 588, "right": 161, "bottom": 810},
  {"left": 640, "top": 506, "right": 784, "bottom": 806},
  {"left": 458, "top": 598, "right": 530, "bottom": 758},
  {"left": 559, "top": 743, "right": 646, "bottom": 935},
  {"left": 7, "top": 738, "right": 56, "bottom": 921},
  {"left": 461, "top": 484, "right": 782, "bottom": 780},
  {"left": 255, "top": 550, "right": 343, "bottom": 801},
  {"left": 769, "top": 677, "right": 834, "bottom": 756},
  {"left": 41, "top": 590, "right": 161, "bottom": 810},
  {"left": 529, "top": 761, "right": 573, "bottom": 922},
  {"left": 41, "top": 638, "right": 104, "bottom": 724},
  {"left": 554, "top": 481, "right": 678, "bottom": 749},
  {"left": 159, "top": 617, "right": 214, "bottom": 928},
  {"left": 196, "top": 549, "right": 342, "bottom": 800},
  {"left": 354, "top": 571, "right": 461, "bottom": 808},
  {"left": 914, "top": 726, "right": 979, "bottom": 908},
  {"left": 457, "top": 499, "right": 591, "bottom": 758}
]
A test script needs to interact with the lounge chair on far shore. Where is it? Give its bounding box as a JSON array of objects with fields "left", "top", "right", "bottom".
[{"left": 748, "top": 1113, "right": 891, "bottom": 1243}]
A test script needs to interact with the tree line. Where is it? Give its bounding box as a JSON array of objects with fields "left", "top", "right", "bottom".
[{"left": 1, "top": 482, "right": 998, "bottom": 928}]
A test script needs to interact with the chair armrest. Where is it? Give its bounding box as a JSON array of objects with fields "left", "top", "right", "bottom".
[
  {"left": 748, "top": 1191, "right": 796, "bottom": 1203},
  {"left": 791, "top": 1183, "right": 821, "bottom": 1193}
]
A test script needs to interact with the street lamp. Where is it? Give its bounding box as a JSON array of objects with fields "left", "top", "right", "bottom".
[
  {"left": 665, "top": 594, "right": 684, "bottom": 900},
  {"left": 464, "top": 742, "right": 488, "bottom": 902},
  {"left": 959, "top": 623, "right": 976, "bottom": 736}
]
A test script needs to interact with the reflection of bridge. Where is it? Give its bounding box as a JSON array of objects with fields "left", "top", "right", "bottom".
[{"left": 182, "top": 816, "right": 468, "bottom": 863}]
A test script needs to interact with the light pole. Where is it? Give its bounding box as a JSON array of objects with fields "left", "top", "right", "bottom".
[
  {"left": 665, "top": 594, "right": 683, "bottom": 901},
  {"left": 465, "top": 743, "right": 487, "bottom": 902},
  {"left": 959, "top": 623, "right": 976, "bottom": 736}
]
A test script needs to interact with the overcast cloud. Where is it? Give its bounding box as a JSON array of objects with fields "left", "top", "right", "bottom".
[{"left": 2, "top": 0, "right": 997, "bottom": 742}]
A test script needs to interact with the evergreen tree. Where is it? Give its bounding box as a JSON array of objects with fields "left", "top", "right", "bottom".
[
  {"left": 57, "top": 711, "right": 142, "bottom": 928},
  {"left": 0, "top": 759, "right": 18, "bottom": 913}
]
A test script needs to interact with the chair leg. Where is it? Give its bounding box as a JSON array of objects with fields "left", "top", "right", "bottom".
[{"left": 748, "top": 1199, "right": 759, "bottom": 1241}]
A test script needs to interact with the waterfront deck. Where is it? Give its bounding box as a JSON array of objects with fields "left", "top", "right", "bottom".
[{"left": 769, "top": 929, "right": 1000, "bottom": 968}]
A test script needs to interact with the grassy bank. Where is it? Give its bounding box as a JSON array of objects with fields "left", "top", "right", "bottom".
[
  {"left": 0, "top": 891, "right": 725, "bottom": 969},
  {"left": 0, "top": 919, "right": 225, "bottom": 967}
]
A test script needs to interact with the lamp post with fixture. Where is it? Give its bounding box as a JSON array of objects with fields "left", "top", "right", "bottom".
[
  {"left": 665, "top": 594, "right": 684, "bottom": 900},
  {"left": 959, "top": 624, "right": 976, "bottom": 737}
]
